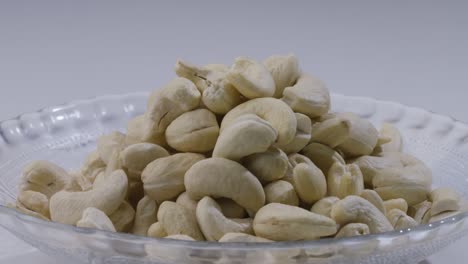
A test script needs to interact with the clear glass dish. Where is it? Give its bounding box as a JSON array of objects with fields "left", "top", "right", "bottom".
[{"left": 0, "top": 92, "right": 467, "bottom": 264}]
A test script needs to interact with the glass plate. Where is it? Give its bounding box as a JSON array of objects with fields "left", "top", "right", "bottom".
[{"left": 0, "top": 92, "right": 467, "bottom": 264}]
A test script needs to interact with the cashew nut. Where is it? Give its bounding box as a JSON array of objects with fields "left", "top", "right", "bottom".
[
  {"left": 77, "top": 207, "right": 116, "bottom": 232},
  {"left": 360, "top": 189, "right": 386, "bottom": 214},
  {"left": 109, "top": 201, "right": 135, "bottom": 233},
  {"left": 164, "top": 234, "right": 196, "bottom": 241},
  {"left": 174, "top": 60, "right": 227, "bottom": 92},
  {"left": 219, "top": 232, "right": 273, "bottom": 243},
  {"left": 335, "top": 223, "right": 370, "bottom": 238},
  {"left": 185, "top": 158, "right": 265, "bottom": 212},
  {"left": 17, "top": 190, "right": 49, "bottom": 218},
  {"left": 132, "top": 196, "right": 158, "bottom": 236},
  {"left": 226, "top": 56, "right": 275, "bottom": 99},
  {"left": 379, "top": 123, "right": 403, "bottom": 153},
  {"left": 202, "top": 82, "right": 244, "bottom": 114},
  {"left": 80, "top": 150, "right": 106, "bottom": 182},
  {"left": 147, "top": 222, "right": 167, "bottom": 238},
  {"left": 20, "top": 160, "right": 71, "bottom": 198},
  {"left": 280, "top": 113, "right": 312, "bottom": 154},
  {"left": 120, "top": 143, "right": 169, "bottom": 180},
  {"left": 142, "top": 153, "right": 205, "bottom": 203},
  {"left": 386, "top": 209, "right": 418, "bottom": 229},
  {"left": 242, "top": 147, "right": 288, "bottom": 183},
  {"left": 310, "top": 196, "right": 340, "bottom": 218},
  {"left": 176, "top": 192, "right": 198, "bottom": 213},
  {"left": 49, "top": 169, "right": 128, "bottom": 225},
  {"left": 264, "top": 180, "right": 299, "bottom": 206},
  {"left": 383, "top": 198, "right": 408, "bottom": 215},
  {"left": 263, "top": 54, "right": 301, "bottom": 98},
  {"left": 352, "top": 154, "right": 403, "bottom": 186},
  {"left": 13, "top": 203, "right": 50, "bottom": 221},
  {"left": 126, "top": 115, "right": 166, "bottom": 145},
  {"left": 301, "top": 142, "right": 345, "bottom": 175},
  {"left": 165, "top": 109, "right": 220, "bottom": 152},
  {"left": 282, "top": 74, "right": 330, "bottom": 118},
  {"left": 429, "top": 187, "right": 461, "bottom": 216},
  {"left": 97, "top": 131, "right": 126, "bottom": 164},
  {"left": 253, "top": 203, "right": 337, "bottom": 241},
  {"left": 66, "top": 172, "right": 93, "bottom": 192},
  {"left": 327, "top": 162, "right": 364, "bottom": 199},
  {"left": 157, "top": 201, "right": 205, "bottom": 241},
  {"left": 196, "top": 196, "right": 253, "bottom": 241},
  {"left": 309, "top": 117, "right": 350, "bottom": 148},
  {"left": 217, "top": 198, "right": 247, "bottom": 219},
  {"left": 331, "top": 196, "right": 393, "bottom": 234},
  {"left": 291, "top": 158, "right": 327, "bottom": 204},
  {"left": 408, "top": 200, "right": 432, "bottom": 224}
]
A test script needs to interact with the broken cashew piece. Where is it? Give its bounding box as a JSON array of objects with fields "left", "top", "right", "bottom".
[
  {"left": 77, "top": 207, "right": 116, "bottom": 232},
  {"left": 327, "top": 162, "right": 364, "bottom": 199},
  {"left": 97, "top": 132, "right": 126, "bottom": 165},
  {"left": 263, "top": 54, "right": 301, "bottom": 98}
]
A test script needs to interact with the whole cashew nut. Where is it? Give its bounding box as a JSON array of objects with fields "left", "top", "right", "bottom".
[
  {"left": 292, "top": 161, "right": 327, "bottom": 204},
  {"left": 185, "top": 158, "right": 265, "bottom": 212},
  {"left": 20, "top": 160, "right": 71, "bottom": 198},
  {"left": 120, "top": 143, "right": 169, "bottom": 180},
  {"left": 383, "top": 198, "right": 408, "bottom": 215},
  {"left": 263, "top": 54, "right": 301, "bottom": 98},
  {"left": 77, "top": 207, "right": 116, "bottom": 232},
  {"left": 147, "top": 222, "right": 167, "bottom": 238},
  {"left": 132, "top": 196, "right": 158, "bottom": 236},
  {"left": 335, "top": 223, "right": 370, "bottom": 238},
  {"left": 264, "top": 180, "right": 300, "bottom": 206},
  {"left": 157, "top": 201, "right": 205, "bottom": 241},
  {"left": 310, "top": 196, "right": 340, "bottom": 218},
  {"left": 309, "top": 117, "right": 350, "bottom": 148},
  {"left": 97, "top": 132, "right": 126, "bottom": 164},
  {"left": 301, "top": 142, "right": 345, "bottom": 175},
  {"left": 176, "top": 192, "right": 198, "bottom": 213},
  {"left": 360, "top": 189, "right": 386, "bottom": 214},
  {"left": 280, "top": 113, "right": 312, "bottom": 154},
  {"left": 126, "top": 115, "right": 166, "bottom": 145},
  {"left": 243, "top": 147, "right": 288, "bottom": 183},
  {"left": 109, "top": 201, "right": 135, "bottom": 233},
  {"left": 352, "top": 154, "right": 403, "bottom": 186},
  {"left": 327, "top": 162, "right": 364, "bottom": 199},
  {"left": 17, "top": 190, "right": 49, "bottom": 218}
]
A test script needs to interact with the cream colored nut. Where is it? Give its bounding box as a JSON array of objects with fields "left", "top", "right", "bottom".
[
  {"left": 386, "top": 209, "right": 418, "bottom": 229},
  {"left": 196, "top": 197, "right": 253, "bottom": 241},
  {"left": 280, "top": 113, "right": 312, "bottom": 154},
  {"left": 109, "top": 201, "right": 135, "bottom": 233},
  {"left": 292, "top": 162, "right": 327, "bottom": 204},
  {"left": 383, "top": 198, "right": 408, "bottom": 214},
  {"left": 125, "top": 115, "right": 166, "bottom": 145},
  {"left": 379, "top": 123, "right": 403, "bottom": 153},
  {"left": 372, "top": 153, "right": 432, "bottom": 206},
  {"left": 77, "top": 207, "right": 116, "bottom": 232},
  {"left": 97, "top": 131, "right": 126, "bottom": 164},
  {"left": 335, "top": 223, "right": 370, "bottom": 238},
  {"left": 214, "top": 114, "right": 277, "bottom": 160},
  {"left": 120, "top": 143, "right": 169, "bottom": 180},
  {"left": 20, "top": 160, "right": 71, "bottom": 198},
  {"left": 66, "top": 172, "right": 93, "bottom": 192},
  {"left": 331, "top": 196, "right": 393, "bottom": 234},
  {"left": 176, "top": 192, "right": 198, "bottom": 213},
  {"left": 174, "top": 60, "right": 227, "bottom": 92},
  {"left": 263, "top": 54, "right": 301, "bottom": 98},
  {"left": 49, "top": 170, "right": 128, "bottom": 225},
  {"left": 282, "top": 74, "right": 330, "bottom": 118},
  {"left": 185, "top": 158, "right": 265, "bottom": 212},
  {"left": 264, "top": 180, "right": 299, "bottom": 206},
  {"left": 219, "top": 232, "right": 273, "bottom": 243},
  {"left": 13, "top": 203, "right": 50, "bottom": 221},
  {"left": 144, "top": 77, "right": 201, "bottom": 142},
  {"left": 166, "top": 109, "right": 219, "bottom": 152},
  {"left": 142, "top": 153, "right": 205, "bottom": 203},
  {"left": 301, "top": 142, "right": 345, "bottom": 174},
  {"left": 80, "top": 150, "right": 106, "bottom": 182},
  {"left": 253, "top": 203, "right": 337, "bottom": 241},
  {"left": 220, "top": 98, "right": 297, "bottom": 146},
  {"left": 408, "top": 200, "right": 432, "bottom": 224},
  {"left": 327, "top": 162, "right": 364, "bottom": 199},
  {"left": 157, "top": 201, "right": 205, "bottom": 241},
  {"left": 202, "top": 82, "right": 244, "bottom": 115},
  {"left": 360, "top": 189, "right": 386, "bottom": 214},
  {"left": 226, "top": 56, "right": 275, "bottom": 99},
  {"left": 17, "top": 190, "right": 49, "bottom": 218},
  {"left": 309, "top": 117, "right": 350, "bottom": 148},
  {"left": 132, "top": 196, "right": 158, "bottom": 236},
  {"left": 147, "top": 222, "right": 167, "bottom": 238},
  {"left": 243, "top": 147, "right": 288, "bottom": 183},
  {"left": 429, "top": 187, "right": 461, "bottom": 216},
  {"left": 164, "top": 234, "right": 196, "bottom": 241},
  {"left": 103, "top": 150, "right": 124, "bottom": 181},
  {"left": 310, "top": 196, "right": 340, "bottom": 218},
  {"left": 128, "top": 180, "right": 144, "bottom": 209},
  {"left": 352, "top": 154, "right": 403, "bottom": 186},
  {"left": 217, "top": 198, "right": 247, "bottom": 219}
]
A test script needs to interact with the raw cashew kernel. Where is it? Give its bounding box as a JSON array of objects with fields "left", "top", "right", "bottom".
[
  {"left": 310, "top": 196, "right": 340, "bottom": 218},
  {"left": 176, "top": 192, "right": 198, "bottom": 213},
  {"left": 202, "top": 82, "right": 244, "bottom": 115},
  {"left": 20, "top": 160, "right": 71, "bottom": 198},
  {"left": 331, "top": 196, "right": 393, "bottom": 234},
  {"left": 264, "top": 180, "right": 300, "bottom": 206},
  {"left": 226, "top": 56, "right": 275, "bottom": 99},
  {"left": 158, "top": 201, "right": 205, "bottom": 241},
  {"left": 429, "top": 187, "right": 461, "bottom": 216},
  {"left": 174, "top": 60, "right": 227, "bottom": 92},
  {"left": 148, "top": 222, "right": 167, "bottom": 238},
  {"left": 379, "top": 123, "right": 403, "bottom": 153},
  {"left": 352, "top": 154, "right": 403, "bottom": 186},
  {"left": 243, "top": 147, "right": 288, "bottom": 183},
  {"left": 13, "top": 203, "right": 50, "bottom": 221},
  {"left": 327, "top": 162, "right": 364, "bottom": 199},
  {"left": 360, "top": 189, "right": 386, "bottom": 214},
  {"left": 219, "top": 232, "right": 273, "bottom": 243},
  {"left": 132, "top": 196, "right": 158, "bottom": 236},
  {"left": 77, "top": 207, "right": 116, "bottom": 232},
  {"left": 109, "top": 201, "right": 135, "bottom": 233},
  {"left": 386, "top": 209, "right": 418, "bottom": 229},
  {"left": 17, "top": 190, "right": 49, "bottom": 218},
  {"left": 301, "top": 142, "right": 345, "bottom": 174},
  {"left": 66, "top": 172, "right": 93, "bottom": 192},
  {"left": 280, "top": 113, "right": 312, "bottom": 154},
  {"left": 309, "top": 117, "right": 350, "bottom": 148},
  {"left": 185, "top": 158, "right": 265, "bottom": 212},
  {"left": 165, "top": 234, "right": 196, "bottom": 241},
  {"left": 291, "top": 160, "right": 327, "bottom": 204},
  {"left": 97, "top": 132, "right": 126, "bottom": 164},
  {"left": 120, "top": 143, "right": 169, "bottom": 180},
  {"left": 80, "top": 151, "right": 106, "bottom": 182},
  {"left": 335, "top": 223, "right": 370, "bottom": 238},
  {"left": 408, "top": 200, "right": 432, "bottom": 224},
  {"left": 126, "top": 115, "right": 166, "bottom": 145},
  {"left": 282, "top": 74, "right": 330, "bottom": 118},
  {"left": 263, "top": 54, "right": 301, "bottom": 98},
  {"left": 142, "top": 153, "right": 205, "bottom": 203},
  {"left": 196, "top": 197, "right": 253, "bottom": 241},
  {"left": 383, "top": 198, "right": 408, "bottom": 215},
  {"left": 253, "top": 203, "right": 337, "bottom": 241},
  {"left": 166, "top": 109, "right": 220, "bottom": 152}
]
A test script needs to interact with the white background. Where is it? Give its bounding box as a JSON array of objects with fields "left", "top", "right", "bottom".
[{"left": 0, "top": 0, "right": 467, "bottom": 263}]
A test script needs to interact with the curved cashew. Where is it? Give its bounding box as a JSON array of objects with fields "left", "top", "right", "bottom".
[
  {"left": 263, "top": 54, "right": 301, "bottom": 98},
  {"left": 80, "top": 150, "right": 106, "bottom": 182},
  {"left": 66, "top": 172, "right": 93, "bottom": 192},
  {"left": 77, "top": 207, "right": 116, "bottom": 232},
  {"left": 220, "top": 97, "right": 297, "bottom": 146},
  {"left": 310, "top": 196, "right": 340, "bottom": 218},
  {"left": 280, "top": 113, "right": 312, "bottom": 154},
  {"left": 379, "top": 123, "right": 403, "bottom": 153},
  {"left": 331, "top": 196, "right": 393, "bottom": 234},
  {"left": 282, "top": 74, "right": 330, "bottom": 118},
  {"left": 13, "top": 203, "right": 50, "bottom": 221},
  {"left": 335, "top": 223, "right": 370, "bottom": 238},
  {"left": 309, "top": 117, "right": 350, "bottom": 148},
  {"left": 164, "top": 234, "right": 196, "bottom": 241},
  {"left": 243, "top": 147, "right": 288, "bottom": 183},
  {"left": 20, "top": 160, "right": 71, "bottom": 198},
  {"left": 176, "top": 192, "right": 198, "bottom": 213},
  {"left": 360, "top": 189, "right": 386, "bottom": 214},
  {"left": 17, "top": 190, "right": 49, "bottom": 218},
  {"left": 429, "top": 187, "right": 461, "bottom": 215},
  {"left": 264, "top": 180, "right": 299, "bottom": 206},
  {"left": 217, "top": 198, "right": 247, "bottom": 219},
  {"left": 213, "top": 114, "right": 277, "bottom": 160},
  {"left": 226, "top": 56, "right": 275, "bottom": 99},
  {"left": 109, "top": 201, "right": 135, "bottom": 233},
  {"left": 196, "top": 197, "right": 253, "bottom": 241},
  {"left": 132, "top": 196, "right": 158, "bottom": 236},
  {"left": 142, "top": 153, "right": 205, "bottom": 203},
  {"left": 97, "top": 131, "right": 126, "bottom": 164},
  {"left": 327, "top": 162, "right": 364, "bottom": 199},
  {"left": 147, "top": 222, "right": 167, "bottom": 238},
  {"left": 185, "top": 158, "right": 265, "bottom": 212},
  {"left": 202, "top": 82, "right": 244, "bottom": 115},
  {"left": 174, "top": 60, "right": 227, "bottom": 92},
  {"left": 301, "top": 142, "right": 345, "bottom": 175},
  {"left": 157, "top": 201, "right": 205, "bottom": 241},
  {"left": 166, "top": 109, "right": 219, "bottom": 152},
  {"left": 125, "top": 115, "right": 166, "bottom": 145},
  {"left": 253, "top": 203, "right": 337, "bottom": 241},
  {"left": 120, "top": 143, "right": 169, "bottom": 180},
  {"left": 352, "top": 154, "right": 403, "bottom": 186},
  {"left": 383, "top": 198, "right": 408, "bottom": 215},
  {"left": 49, "top": 170, "right": 128, "bottom": 225},
  {"left": 386, "top": 209, "right": 418, "bottom": 229},
  {"left": 219, "top": 232, "right": 273, "bottom": 243}
]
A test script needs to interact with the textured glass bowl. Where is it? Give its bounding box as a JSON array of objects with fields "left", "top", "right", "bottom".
[{"left": 0, "top": 92, "right": 467, "bottom": 264}]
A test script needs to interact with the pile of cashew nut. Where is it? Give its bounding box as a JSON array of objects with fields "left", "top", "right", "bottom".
[{"left": 12, "top": 55, "right": 468, "bottom": 242}]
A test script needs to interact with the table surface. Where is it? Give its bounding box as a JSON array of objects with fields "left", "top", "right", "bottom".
[{"left": 0, "top": 0, "right": 467, "bottom": 263}]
